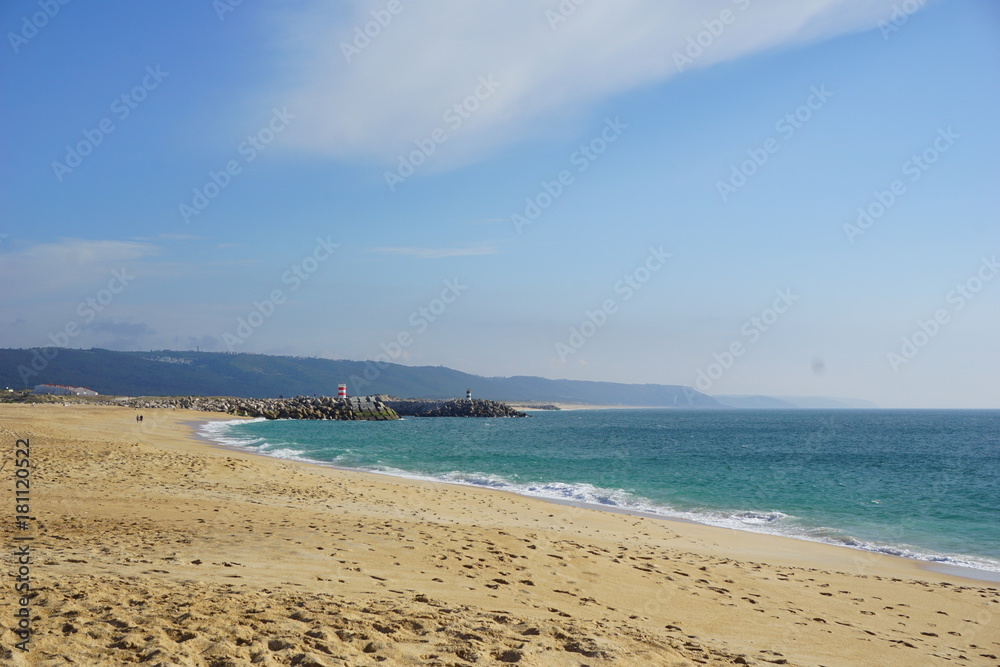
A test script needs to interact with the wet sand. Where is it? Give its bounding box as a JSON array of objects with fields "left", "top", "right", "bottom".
[{"left": 1, "top": 404, "right": 997, "bottom": 666}]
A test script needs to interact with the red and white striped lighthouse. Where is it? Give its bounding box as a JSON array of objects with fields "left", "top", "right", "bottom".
[{"left": 338, "top": 383, "right": 347, "bottom": 398}]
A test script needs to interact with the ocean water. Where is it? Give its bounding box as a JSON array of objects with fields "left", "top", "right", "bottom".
[{"left": 199, "top": 409, "right": 1000, "bottom": 574}]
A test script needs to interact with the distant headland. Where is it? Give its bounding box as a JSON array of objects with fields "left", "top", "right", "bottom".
[{"left": 0, "top": 348, "right": 876, "bottom": 409}]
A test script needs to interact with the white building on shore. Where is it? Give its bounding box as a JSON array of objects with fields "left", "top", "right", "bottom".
[{"left": 33, "top": 384, "right": 99, "bottom": 396}]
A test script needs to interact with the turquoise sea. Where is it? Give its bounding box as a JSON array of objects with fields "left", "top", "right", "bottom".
[{"left": 199, "top": 409, "right": 1000, "bottom": 575}]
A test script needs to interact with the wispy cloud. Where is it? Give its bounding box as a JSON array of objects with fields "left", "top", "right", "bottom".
[
  {"left": 369, "top": 245, "right": 499, "bottom": 259},
  {"left": 467, "top": 218, "right": 508, "bottom": 226},
  {"left": 92, "top": 319, "right": 156, "bottom": 337},
  {"left": 11, "top": 238, "right": 156, "bottom": 264},
  {"left": 92, "top": 319, "right": 157, "bottom": 349},
  {"left": 266, "top": 0, "right": 909, "bottom": 168},
  {"left": 0, "top": 238, "right": 158, "bottom": 299}
]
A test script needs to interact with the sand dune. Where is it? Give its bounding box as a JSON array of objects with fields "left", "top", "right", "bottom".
[{"left": 1, "top": 404, "right": 997, "bottom": 666}]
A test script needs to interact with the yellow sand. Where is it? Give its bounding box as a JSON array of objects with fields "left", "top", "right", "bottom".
[{"left": 0, "top": 404, "right": 997, "bottom": 666}]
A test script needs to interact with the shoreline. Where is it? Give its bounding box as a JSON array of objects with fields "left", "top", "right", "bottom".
[
  {"left": 194, "top": 414, "right": 1000, "bottom": 584},
  {"left": 514, "top": 403, "right": 665, "bottom": 411},
  {"left": 4, "top": 403, "right": 998, "bottom": 666}
]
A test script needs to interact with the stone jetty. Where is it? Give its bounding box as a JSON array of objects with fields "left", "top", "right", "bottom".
[
  {"left": 385, "top": 398, "right": 528, "bottom": 418},
  {"left": 6, "top": 391, "right": 528, "bottom": 419},
  {"left": 111, "top": 395, "right": 399, "bottom": 421}
]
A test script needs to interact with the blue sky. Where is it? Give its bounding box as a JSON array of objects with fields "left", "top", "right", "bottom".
[{"left": 1, "top": 0, "right": 998, "bottom": 408}]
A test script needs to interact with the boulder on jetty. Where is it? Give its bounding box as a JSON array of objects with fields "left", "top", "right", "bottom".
[
  {"left": 385, "top": 398, "right": 528, "bottom": 418},
  {"left": 107, "top": 395, "right": 399, "bottom": 421},
  {"left": 24, "top": 393, "right": 528, "bottom": 419}
]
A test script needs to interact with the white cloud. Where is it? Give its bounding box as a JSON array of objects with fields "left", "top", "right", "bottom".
[
  {"left": 157, "top": 233, "right": 203, "bottom": 241},
  {"left": 0, "top": 238, "right": 158, "bottom": 298},
  {"left": 266, "top": 0, "right": 910, "bottom": 168},
  {"left": 18, "top": 238, "right": 153, "bottom": 264},
  {"left": 369, "top": 245, "right": 498, "bottom": 259}
]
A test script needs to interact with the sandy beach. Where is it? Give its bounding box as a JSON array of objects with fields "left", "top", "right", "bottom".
[{"left": 1, "top": 404, "right": 997, "bottom": 666}]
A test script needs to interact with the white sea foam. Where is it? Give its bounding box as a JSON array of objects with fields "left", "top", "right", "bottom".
[
  {"left": 198, "top": 418, "right": 268, "bottom": 447},
  {"left": 368, "top": 471, "right": 1000, "bottom": 573},
  {"left": 196, "top": 419, "right": 1000, "bottom": 576},
  {"left": 198, "top": 418, "right": 317, "bottom": 463},
  {"left": 257, "top": 447, "right": 310, "bottom": 461}
]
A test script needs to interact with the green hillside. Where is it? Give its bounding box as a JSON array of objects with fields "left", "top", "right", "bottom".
[{"left": 0, "top": 348, "right": 720, "bottom": 407}]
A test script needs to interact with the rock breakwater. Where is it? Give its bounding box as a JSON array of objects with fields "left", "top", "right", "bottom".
[
  {"left": 6, "top": 392, "right": 527, "bottom": 419},
  {"left": 385, "top": 398, "right": 528, "bottom": 418},
  {"left": 113, "top": 395, "right": 398, "bottom": 421}
]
